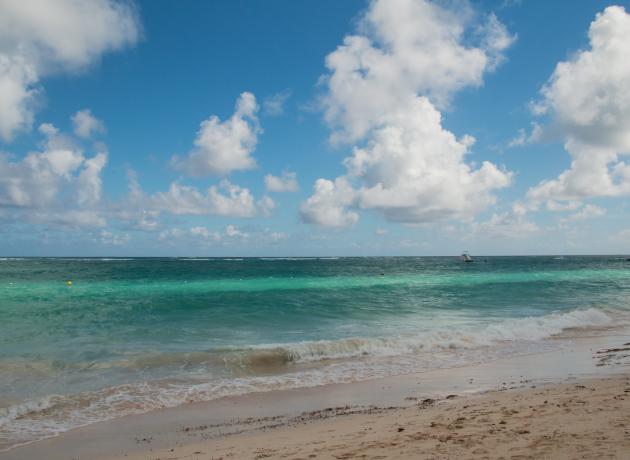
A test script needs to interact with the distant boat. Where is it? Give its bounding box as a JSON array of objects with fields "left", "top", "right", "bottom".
[{"left": 460, "top": 251, "right": 473, "bottom": 263}]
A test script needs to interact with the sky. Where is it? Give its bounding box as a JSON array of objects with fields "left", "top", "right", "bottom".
[{"left": 1, "top": 0, "right": 630, "bottom": 256}]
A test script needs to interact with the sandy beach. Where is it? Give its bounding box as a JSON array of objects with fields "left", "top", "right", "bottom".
[
  {"left": 3, "top": 333, "right": 629, "bottom": 460},
  {"left": 109, "top": 375, "right": 630, "bottom": 460}
]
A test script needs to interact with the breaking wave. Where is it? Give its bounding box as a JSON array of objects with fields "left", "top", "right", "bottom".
[
  {"left": 2, "top": 308, "right": 614, "bottom": 379},
  {"left": 248, "top": 307, "right": 615, "bottom": 364}
]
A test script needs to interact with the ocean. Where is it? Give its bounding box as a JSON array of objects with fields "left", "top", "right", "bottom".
[{"left": 1, "top": 255, "right": 629, "bottom": 450}]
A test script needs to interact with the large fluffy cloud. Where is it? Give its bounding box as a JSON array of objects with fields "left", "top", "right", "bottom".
[
  {"left": 0, "top": 0, "right": 139, "bottom": 141},
  {"left": 0, "top": 120, "right": 108, "bottom": 227},
  {"left": 346, "top": 98, "right": 510, "bottom": 223},
  {"left": 322, "top": 0, "right": 513, "bottom": 143},
  {"left": 300, "top": 177, "right": 359, "bottom": 228},
  {"left": 302, "top": 0, "right": 514, "bottom": 227},
  {"left": 172, "top": 92, "right": 260, "bottom": 176},
  {"left": 527, "top": 6, "right": 630, "bottom": 205}
]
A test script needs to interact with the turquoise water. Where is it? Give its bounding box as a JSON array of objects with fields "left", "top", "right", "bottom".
[{"left": 1, "top": 256, "right": 630, "bottom": 449}]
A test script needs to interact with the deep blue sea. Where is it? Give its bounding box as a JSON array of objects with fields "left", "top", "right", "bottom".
[{"left": 1, "top": 256, "right": 630, "bottom": 449}]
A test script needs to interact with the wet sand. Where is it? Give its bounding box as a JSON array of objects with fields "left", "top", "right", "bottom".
[{"left": 2, "top": 334, "right": 629, "bottom": 460}]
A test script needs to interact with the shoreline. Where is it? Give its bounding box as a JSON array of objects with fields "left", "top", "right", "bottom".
[{"left": 2, "top": 332, "right": 629, "bottom": 459}]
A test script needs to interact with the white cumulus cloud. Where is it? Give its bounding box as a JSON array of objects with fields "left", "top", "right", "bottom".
[
  {"left": 300, "top": 178, "right": 359, "bottom": 228},
  {"left": 302, "top": 0, "right": 514, "bottom": 227},
  {"left": 0, "top": 122, "right": 107, "bottom": 227},
  {"left": 118, "top": 173, "right": 275, "bottom": 225},
  {"left": 345, "top": 98, "right": 511, "bottom": 223},
  {"left": 321, "top": 0, "right": 514, "bottom": 143},
  {"left": 527, "top": 6, "right": 630, "bottom": 206},
  {"left": 151, "top": 180, "right": 259, "bottom": 218},
  {"left": 0, "top": 0, "right": 139, "bottom": 141},
  {"left": 264, "top": 170, "right": 298, "bottom": 192},
  {"left": 172, "top": 92, "right": 260, "bottom": 176}
]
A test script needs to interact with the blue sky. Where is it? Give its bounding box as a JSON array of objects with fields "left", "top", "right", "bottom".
[{"left": 1, "top": 0, "right": 630, "bottom": 256}]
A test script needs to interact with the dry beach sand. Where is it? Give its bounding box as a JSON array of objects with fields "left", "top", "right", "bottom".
[{"left": 3, "top": 336, "right": 630, "bottom": 460}]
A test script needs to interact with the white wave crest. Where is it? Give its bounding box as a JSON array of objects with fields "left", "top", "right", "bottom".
[{"left": 259, "top": 308, "right": 615, "bottom": 363}]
